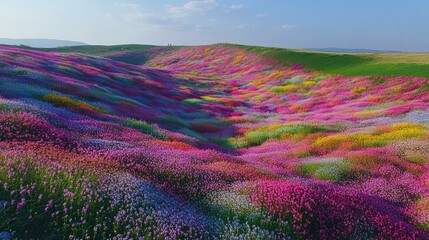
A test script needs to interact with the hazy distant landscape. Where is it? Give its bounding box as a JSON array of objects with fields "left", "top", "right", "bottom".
[
  {"left": 1, "top": 1, "right": 429, "bottom": 239},
  {"left": 0, "top": 38, "right": 87, "bottom": 48}
]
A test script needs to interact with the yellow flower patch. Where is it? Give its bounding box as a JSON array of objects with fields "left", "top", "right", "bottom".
[
  {"left": 352, "top": 110, "right": 381, "bottom": 119},
  {"left": 351, "top": 86, "right": 367, "bottom": 94},
  {"left": 42, "top": 94, "right": 108, "bottom": 114},
  {"left": 393, "top": 86, "right": 403, "bottom": 93},
  {"left": 270, "top": 84, "right": 300, "bottom": 94},
  {"left": 303, "top": 80, "right": 316, "bottom": 86},
  {"left": 313, "top": 122, "right": 426, "bottom": 151},
  {"left": 267, "top": 70, "right": 285, "bottom": 80},
  {"left": 313, "top": 134, "right": 351, "bottom": 150}
]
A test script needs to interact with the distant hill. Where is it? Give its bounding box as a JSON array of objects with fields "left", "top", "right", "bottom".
[
  {"left": 14, "top": 44, "right": 159, "bottom": 56},
  {"left": 0, "top": 38, "right": 86, "bottom": 48},
  {"left": 306, "top": 47, "right": 401, "bottom": 53}
]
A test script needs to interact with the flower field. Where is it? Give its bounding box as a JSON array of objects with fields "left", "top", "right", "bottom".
[{"left": 0, "top": 45, "right": 428, "bottom": 239}]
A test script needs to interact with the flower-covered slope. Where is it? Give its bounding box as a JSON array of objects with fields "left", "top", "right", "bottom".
[{"left": 0, "top": 45, "right": 428, "bottom": 239}]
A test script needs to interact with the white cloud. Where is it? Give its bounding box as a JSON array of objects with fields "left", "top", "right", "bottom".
[
  {"left": 168, "top": 0, "right": 218, "bottom": 17},
  {"left": 185, "top": 0, "right": 217, "bottom": 11},
  {"left": 256, "top": 13, "right": 268, "bottom": 18},
  {"left": 167, "top": 6, "right": 189, "bottom": 17},
  {"left": 125, "top": 12, "right": 174, "bottom": 26},
  {"left": 114, "top": 2, "right": 139, "bottom": 10},
  {"left": 229, "top": 4, "right": 244, "bottom": 10},
  {"left": 238, "top": 24, "right": 249, "bottom": 29},
  {"left": 124, "top": 11, "right": 203, "bottom": 32},
  {"left": 195, "top": 24, "right": 206, "bottom": 31},
  {"left": 281, "top": 24, "right": 297, "bottom": 30},
  {"left": 117, "top": 0, "right": 219, "bottom": 35}
]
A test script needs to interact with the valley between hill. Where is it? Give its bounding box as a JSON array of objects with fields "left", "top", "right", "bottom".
[{"left": 0, "top": 44, "right": 428, "bottom": 239}]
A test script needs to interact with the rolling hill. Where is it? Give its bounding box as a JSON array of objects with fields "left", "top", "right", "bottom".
[
  {"left": 0, "top": 44, "right": 428, "bottom": 239},
  {"left": 230, "top": 44, "right": 429, "bottom": 78}
]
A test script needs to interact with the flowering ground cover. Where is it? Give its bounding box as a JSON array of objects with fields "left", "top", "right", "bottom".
[{"left": 0, "top": 45, "right": 428, "bottom": 239}]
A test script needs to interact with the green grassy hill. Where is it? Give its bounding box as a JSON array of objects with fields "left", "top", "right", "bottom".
[{"left": 227, "top": 44, "right": 429, "bottom": 78}]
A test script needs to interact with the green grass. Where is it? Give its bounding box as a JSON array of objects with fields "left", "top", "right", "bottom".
[
  {"left": 327, "top": 63, "right": 429, "bottom": 78},
  {"left": 226, "top": 44, "right": 429, "bottom": 78},
  {"left": 244, "top": 124, "right": 329, "bottom": 146},
  {"left": 182, "top": 98, "right": 205, "bottom": 105},
  {"left": 0, "top": 154, "right": 101, "bottom": 239},
  {"left": 224, "top": 124, "right": 330, "bottom": 149},
  {"left": 299, "top": 160, "right": 351, "bottom": 182},
  {"left": 123, "top": 118, "right": 167, "bottom": 140},
  {"left": 208, "top": 188, "right": 292, "bottom": 238}
]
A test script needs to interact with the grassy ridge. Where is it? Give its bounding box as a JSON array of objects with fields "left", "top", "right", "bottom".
[{"left": 228, "top": 44, "right": 429, "bottom": 78}]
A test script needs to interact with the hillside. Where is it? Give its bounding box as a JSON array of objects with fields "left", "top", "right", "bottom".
[
  {"left": 231, "top": 44, "right": 429, "bottom": 78},
  {"left": 0, "top": 45, "right": 429, "bottom": 239}
]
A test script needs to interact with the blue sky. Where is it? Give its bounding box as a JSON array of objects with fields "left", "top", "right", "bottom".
[{"left": 1, "top": 0, "right": 428, "bottom": 51}]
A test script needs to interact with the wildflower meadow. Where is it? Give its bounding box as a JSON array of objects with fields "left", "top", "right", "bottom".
[{"left": 0, "top": 45, "right": 428, "bottom": 239}]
